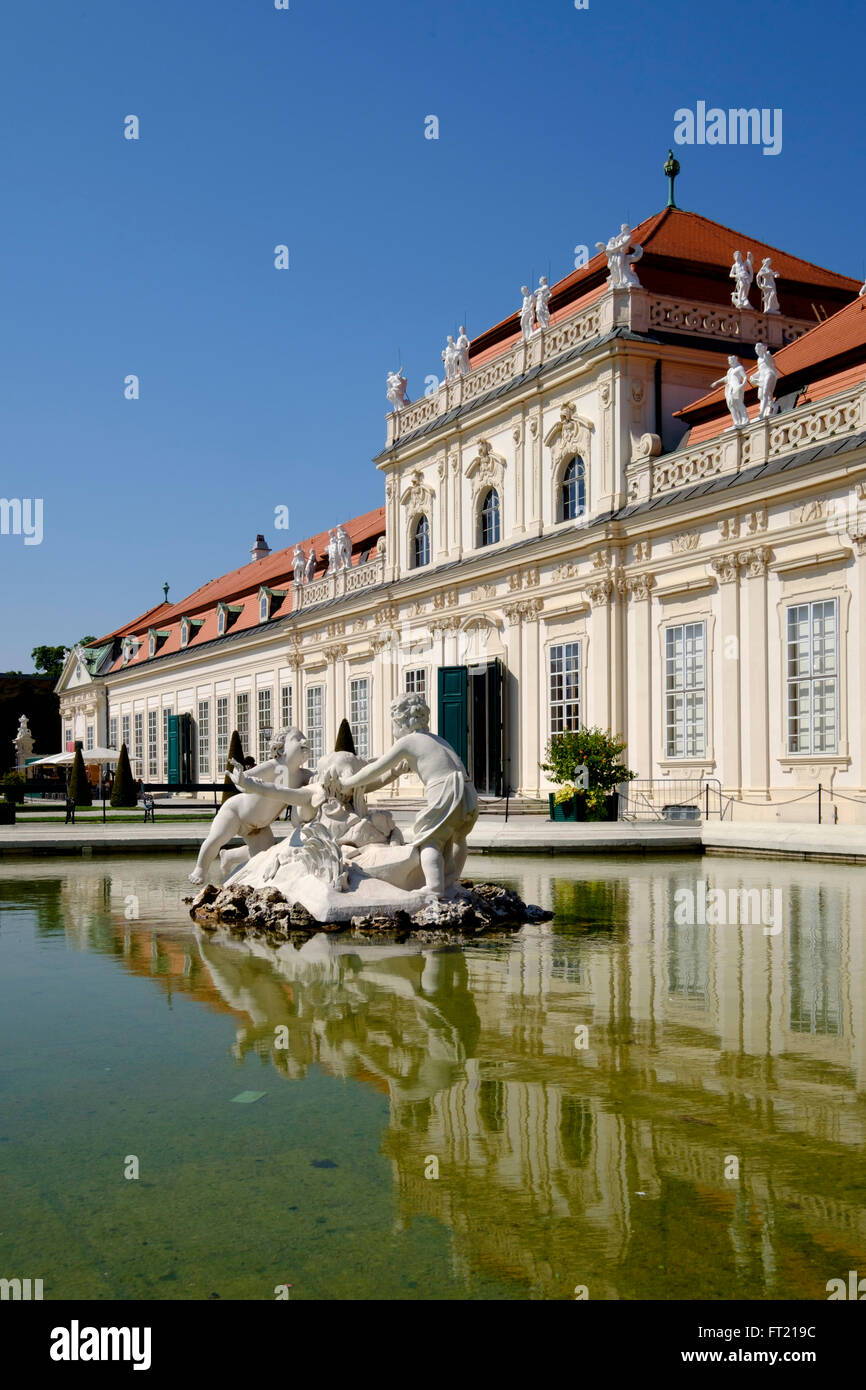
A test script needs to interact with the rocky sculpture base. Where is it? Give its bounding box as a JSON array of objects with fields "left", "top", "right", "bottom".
[{"left": 187, "top": 879, "right": 552, "bottom": 945}]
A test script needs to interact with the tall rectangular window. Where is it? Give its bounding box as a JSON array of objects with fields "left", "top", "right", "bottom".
[
  {"left": 162, "top": 708, "right": 172, "bottom": 778},
  {"left": 197, "top": 700, "right": 211, "bottom": 780},
  {"left": 86, "top": 724, "right": 94, "bottom": 751},
  {"left": 787, "top": 600, "right": 838, "bottom": 753},
  {"left": 133, "top": 712, "right": 144, "bottom": 777},
  {"left": 350, "top": 678, "right": 370, "bottom": 759},
  {"left": 236, "top": 691, "right": 250, "bottom": 754},
  {"left": 122, "top": 714, "right": 130, "bottom": 756},
  {"left": 665, "top": 622, "right": 706, "bottom": 758},
  {"left": 306, "top": 685, "right": 324, "bottom": 767},
  {"left": 64, "top": 725, "right": 73, "bottom": 749},
  {"left": 280, "top": 684, "right": 292, "bottom": 730},
  {"left": 549, "top": 642, "right": 581, "bottom": 733},
  {"left": 108, "top": 717, "right": 117, "bottom": 751},
  {"left": 257, "top": 689, "right": 272, "bottom": 762},
  {"left": 405, "top": 668, "right": 426, "bottom": 702},
  {"left": 216, "top": 696, "right": 229, "bottom": 775},
  {"left": 147, "top": 710, "right": 158, "bottom": 778}
]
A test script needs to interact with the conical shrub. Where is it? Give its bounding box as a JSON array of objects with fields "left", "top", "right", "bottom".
[
  {"left": 69, "top": 747, "right": 92, "bottom": 807},
  {"left": 335, "top": 718, "right": 356, "bottom": 754},
  {"left": 110, "top": 744, "right": 138, "bottom": 808},
  {"left": 222, "top": 729, "right": 245, "bottom": 803}
]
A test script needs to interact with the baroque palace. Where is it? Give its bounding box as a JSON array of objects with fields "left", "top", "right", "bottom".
[{"left": 57, "top": 184, "right": 866, "bottom": 817}]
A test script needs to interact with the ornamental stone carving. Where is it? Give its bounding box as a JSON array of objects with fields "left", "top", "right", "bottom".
[
  {"left": 432, "top": 587, "right": 458, "bottom": 610},
  {"left": 503, "top": 597, "right": 543, "bottom": 624},
  {"left": 625, "top": 572, "right": 655, "bottom": 601},
  {"left": 553, "top": 562, "right": 579, "bottom": 582},
  {"left": 671, "top": 531, "right": 700, "bottom": 552},
  {"left": 711, "top": 553, "right": 740, "bottom": 584},
  {"left": 323, "top": 642, "right": 348, "bottom": 662},
  {"left": 738, "top": 546, "right": 771, "bottom": 577},
  {"left": 719, "top": 516, "right": 740, "bottom": 540},
  {"left": 633, "top": 539, "right": 651, "bottom": 562},
  {"left": 465, "top": 438, "right": 505, "bottom": 497},
  {"left": 377, "top": 602, "right": 399, "bottom": 625},
  {"left": 400, "top": 468, "right": 434, "bottom": 513},
  {"left": 429, "top": 615, "right": 462, "bottom": 635},
  {"left": 544, "top": 401, "right": 593, "bottom": 470},
  {"left": 631, "top": 432, "right": 662, "bottom": 462},
  {"left": 473, "top": 583, "right": 497, "bottom": 600},
  {"left": 745, "top": 507, "right": 768, "bottom": 534},
  {"left": 587, "top": 575, "right": 614, "bottom": 607},
  {"left": 791, "top": 499, "right": 827, "bottom": 524}
]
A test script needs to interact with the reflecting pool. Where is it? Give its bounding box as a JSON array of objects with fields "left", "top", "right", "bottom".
[{"left": 1, "top": 853, "right": 865, "bottom": 1300}]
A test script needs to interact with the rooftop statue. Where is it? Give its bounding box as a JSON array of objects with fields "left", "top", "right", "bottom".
[
  {"left": 188, "top": 728, "right": 325, "bottom": 886},
  {"left": 729, "top": 250, "right": 754, "bottom": 309},
  {"left": 305, "top": 547, "right": 317, "bottom": 583},
  {"left": 442, "top": 335, "right": 460, "bottom": 381},
  {"left": 456, "top": 326, "right": 471, "bottom": 374},
  {"left": 750, "top": 344, "right": 780, "bottom": 420},
  {"left": 756, "top": 258, "right": 780, "bottom": 315},
  {"left": 335, "top": 524, "right": 352, "bottom": 570},
  {"left": 534, "top": 276, "right": 551, "bottom": 329},
  {"left": 596, "top": 224, "right": 643, "bottom": 289},
  {"left": 386, "top": 368, "right": 410, "bottom": 412},
  {"left": 519, "top": 286, "right": 536, "bottom": 342},
  {"left": 293, "top": 545, "right": 306, "bottom": 585},
  {"left": 711, "top": 355, "right": 750, "bottom": 429},
  {"left": 326, "top": 529, "right": 339, "bottom": 571}
]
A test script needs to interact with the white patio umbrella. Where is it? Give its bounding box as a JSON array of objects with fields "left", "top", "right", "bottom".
[{"left": 28, "top": 748, "right": 121, "bottom": 766}]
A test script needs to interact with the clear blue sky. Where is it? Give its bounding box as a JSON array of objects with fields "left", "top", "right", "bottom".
[{"left": 1, "top": 0, "right": 864, "bottom": 670}]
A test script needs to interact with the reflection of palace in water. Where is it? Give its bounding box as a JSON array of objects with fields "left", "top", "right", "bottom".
[{"left": 16, "top": 856, "right": 866, "bottom": 1300}]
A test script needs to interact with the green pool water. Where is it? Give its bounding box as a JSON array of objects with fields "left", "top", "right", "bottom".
[{"left": 1, "top": 852, "right": 865, "bottom": 1301}]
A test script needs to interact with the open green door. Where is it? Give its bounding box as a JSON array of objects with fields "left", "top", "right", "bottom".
[{"left": 437, "top": 666, "right": 468, "bottom": 767}]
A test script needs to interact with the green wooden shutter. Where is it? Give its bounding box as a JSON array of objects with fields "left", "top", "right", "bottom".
[
  {"left": 438, "top": 665, "right": 468, "bottom": 767},
  {"left": 167, "top": 715, "right": 180, "bottom": 785}
]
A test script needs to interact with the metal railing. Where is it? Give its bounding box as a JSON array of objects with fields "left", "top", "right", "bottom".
[{"left": 619, "top": 778, "right": 726, "bottom": 822}]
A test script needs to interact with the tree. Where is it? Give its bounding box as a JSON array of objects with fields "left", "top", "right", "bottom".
[
  {"left": 222, "top": 730, "right": 245, "bottom": 803},
  {"left": 30, "top": 645, "right": 68, "bottom": 681},
  {"left": 68, "top": 747, "right": 92, "bottom": 807},
  {"left": 335, "top": 719, "right": 356, "bottom": 754},
  {"left": 111, "top": 744, "right": 138, "bottom": 807}
]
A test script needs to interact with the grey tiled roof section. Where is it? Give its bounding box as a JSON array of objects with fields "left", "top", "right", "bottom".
[{"left": 374, "top": 327, "right": 655, "bottom": 460}]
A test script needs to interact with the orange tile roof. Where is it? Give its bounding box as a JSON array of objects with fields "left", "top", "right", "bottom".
[
  {"left": 466, "top": 206, "right": 859, "bottom": 367},
  {"left": 91, "top": 507, "right": 385, "bottom": 671},
  {"left": 675, "top": 294, "right": 866, "bottom": 443}
]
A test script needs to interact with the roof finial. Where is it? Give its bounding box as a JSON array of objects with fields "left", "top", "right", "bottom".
[
  {"left": 163, "top": 582, "right": 170, "bottom": 603},
  {"left": 664, "top": 149, "right": 680, "bottom": 209}
]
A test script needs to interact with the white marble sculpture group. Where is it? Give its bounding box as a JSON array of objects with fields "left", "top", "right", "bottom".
[
  {"left": 386, "top": 368, "right": 410, "bottom": 412},
  {"left": 189, "top": 694, "right": 479, "bottom": 920},
  {"left": 518, "top": 279, "right": 552, "bottom": 342},
  {"left": 597, "top": 224, "right": 643, "bottom": 290},
  {"left": 291, "top": 526, "right": 351, "bottom": 585},
  {"left": 730, "top": 251, "right": 781, "bottom": 314},
  {"left": 441, "top": 326, "right": 472, "bottom": 380},
  {"left": 711, "top": 344, "right": 780, "bottom": 428}
]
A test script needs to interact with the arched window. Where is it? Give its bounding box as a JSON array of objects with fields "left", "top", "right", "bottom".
[
  {"left": 480, "top": 488, "right": 500, "bottom": 546},
  {"left": 412, "top": 514, "right": 430, "bottom": 568},
  {"left": 560, "top": 457, "right": 586, "bottom": 521}
]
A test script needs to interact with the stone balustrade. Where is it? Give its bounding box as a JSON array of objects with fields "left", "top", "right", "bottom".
[{"left": 291, "top": 554, "right": 385, "bottom": 612}]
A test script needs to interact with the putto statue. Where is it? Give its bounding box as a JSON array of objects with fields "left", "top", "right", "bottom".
[
  {"left": 756, "top": 258, "right": 780, "bottom": 315},
  {"left": 293, "top": 545, "right": 306, "bottom": 584},
  {"left": 188, "top": 728, "right": 325, "bottom": 886},
  {"left": 386, "top": 368, "right": 410, "bottom": 412},
  {"left": 711, "top": 355, "right": 750, "bottom": 429},
  {"left": 441, "top": 335, "right": 459, "bottom": 381},
  {"left": 596, "top": 224, "right": 643, "bottom": 289},
  {"left": 455, "top": 326, "right": 471, "bottom": 374},
  {"left": 519, "top": 286, "right": 535, "bottom": 342},
  {"left": 729, "top": 250, "right": 754, "bottom": 309},
  {"left": 328, "top": 692, "right": 478, "bottom": 896},
  {"left": 750, "top": 344, "right": 780, "bottom": 419},
  {"left": 534, "top": 276, "right": 551, "bottom": 329}
]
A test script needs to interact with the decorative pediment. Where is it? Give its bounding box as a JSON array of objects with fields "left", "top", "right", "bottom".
[
  {"left": 544, "top": 401, "right": 594, "bottom": 467},
  {"left": 465, "top": 438, "right": 505, "bottom": 490},
  {"left": 400, "top": 468, "right": 434, "bottom": 513}
]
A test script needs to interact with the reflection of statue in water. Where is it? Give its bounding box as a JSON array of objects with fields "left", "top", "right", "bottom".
[
  {"left": 328, "top": 693, "right": 478, "bottom": 896},
  {"left": 189, "top": 728, "right": 325, "bottom": 885}
]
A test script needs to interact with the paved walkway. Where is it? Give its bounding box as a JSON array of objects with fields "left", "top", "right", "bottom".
[{"left": 4, "top": 814, "right": 866, "bottom": 862}]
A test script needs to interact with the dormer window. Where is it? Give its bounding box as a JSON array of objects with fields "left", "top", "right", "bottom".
[
  {"left": 121, "top": 637, "right": 140, "bottom": 666},
  {"left": 258, "top": 587, "right": 287, "bottom": 623},
  {"left": 217, "top": 602, "right": 244, "bottom": 638},
  {"left": 180, "top": 618, "right": 190, "bottom": 649},
  {"left": 149, "top": 631, "right": 156, "bottom": 658}
]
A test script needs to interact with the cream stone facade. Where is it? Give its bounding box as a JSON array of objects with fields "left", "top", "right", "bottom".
[{"left": 57, "top": 205, "right": 866, "bottom": 820}]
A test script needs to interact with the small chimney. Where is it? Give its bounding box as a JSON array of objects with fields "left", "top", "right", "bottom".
[{"left": 250, "top": 533, "right": 271, "bottom": 563}]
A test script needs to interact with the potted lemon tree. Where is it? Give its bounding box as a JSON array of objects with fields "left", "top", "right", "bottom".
[{"left": 541, "top": 728, "right": 635, "bottom": 822}]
